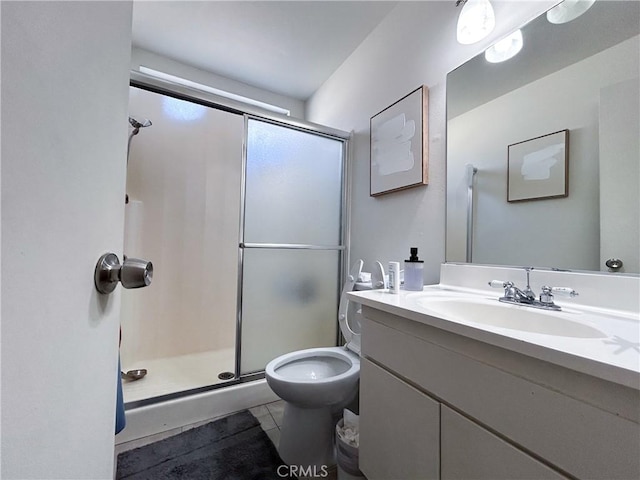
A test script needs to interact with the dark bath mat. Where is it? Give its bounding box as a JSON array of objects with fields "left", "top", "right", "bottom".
[{"left": 116, "top": 409, "right": 292, "bottom": 480}]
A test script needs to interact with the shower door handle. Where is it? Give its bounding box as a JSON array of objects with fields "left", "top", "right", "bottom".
[{"left": 94, "top": 252, "right": 153, "bottom": 294}]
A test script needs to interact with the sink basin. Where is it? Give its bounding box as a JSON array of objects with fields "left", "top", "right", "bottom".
[{"left": 413, "top": 297, "right": 607, "bottom": 338}]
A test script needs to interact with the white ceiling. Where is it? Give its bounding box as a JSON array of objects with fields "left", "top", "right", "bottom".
[{"left": 131, "top": 1, "right": 398, "bottom": 100}]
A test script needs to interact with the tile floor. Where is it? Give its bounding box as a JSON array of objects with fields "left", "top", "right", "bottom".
[{"left": 249, "top": 400, "right": 285, "bottom": 449}]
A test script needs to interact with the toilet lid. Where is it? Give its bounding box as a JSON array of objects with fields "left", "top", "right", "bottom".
[{"left": 338, "top": 259, "right": 363, "bottom": 355}]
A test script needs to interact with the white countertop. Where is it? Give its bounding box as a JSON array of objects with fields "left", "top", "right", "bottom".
[{"left": 349, "top": 285, "right": 640, "bottom": 390}]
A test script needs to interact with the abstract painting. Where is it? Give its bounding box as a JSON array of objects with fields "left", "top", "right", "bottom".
[
  {"left": 370, "top": 86, "right": 428, "bottom": 196},
  {"left": 507, "top": 129, "right": 569, "bottom": 202}
]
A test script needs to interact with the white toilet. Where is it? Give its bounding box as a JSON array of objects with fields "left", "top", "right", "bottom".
[{"left": 265, "top": 260, "right": 373, "bottom": 469}]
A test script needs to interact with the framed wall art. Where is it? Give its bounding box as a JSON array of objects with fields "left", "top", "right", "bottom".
[
  {"left": 507, "top": 129, "right": 569, "bottom": 202},
  {"left": 370, "top": 85, "right": 428, "bottom": 196}
]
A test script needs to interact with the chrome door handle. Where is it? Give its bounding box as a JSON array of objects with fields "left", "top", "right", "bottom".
[{"left": 94, "top": 253, "right": 153, "bottom": 294}]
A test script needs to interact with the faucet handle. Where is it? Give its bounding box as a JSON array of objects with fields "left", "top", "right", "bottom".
[
  {"left": 540, "top": 285, "right": 553, "bottom": 304},
  {"left": 540, "top": 285, "right": 578, "bottom": 308},
  {"left": 549, "top": 286, "right": 579, "bottom": 298},
  {"left": 489, "top": 280, "right": 510, "bottom": 289}
]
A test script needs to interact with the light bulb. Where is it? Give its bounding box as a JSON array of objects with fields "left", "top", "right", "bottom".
[
  {"left": 457, "top": 0, "right": 496, "bottom": 45},
  {"left": 547, "top": 0, "right": 596, "bottom": 24},
  {"left": 485, "top": 29, "right": 523, "bottom": 63}
]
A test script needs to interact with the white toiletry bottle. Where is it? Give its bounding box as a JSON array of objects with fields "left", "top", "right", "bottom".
[
  {"left": 388, "top": 261, "right": 400, "bottom": 294},
  {"left": 404, "top": 247, "right": 424, "bottom": 291}
]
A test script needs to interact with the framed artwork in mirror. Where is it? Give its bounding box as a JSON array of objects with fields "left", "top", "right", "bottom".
[
  {"left": 370, "top": 85, "right": 428, "bottom": 196},
  {"left": 507, "top": 129, "right": 569, "bottom": 202}
]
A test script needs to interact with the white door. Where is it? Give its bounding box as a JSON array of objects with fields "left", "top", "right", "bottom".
[{"left": 1, "top": 2, "right": 133, "bottom": 479}]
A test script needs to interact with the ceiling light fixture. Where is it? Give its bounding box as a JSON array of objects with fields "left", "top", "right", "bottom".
[
  {"left": 546, "top": 0, "right": 596, "bottom": 24},
  {"left": 456, "top": 0, "right": 496, "bottom": 45},
  {"left": 485, "top": 29, "right": 523, "bottom": 63}
]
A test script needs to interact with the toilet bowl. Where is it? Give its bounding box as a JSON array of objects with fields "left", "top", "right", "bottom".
[
  {"left": 265, "top": 259, "right": 374, "bottom": 469},
  {"left": 266, "top": 346, "right": 360, "bottom": 468},
  {"left": 266, "top": 347, "right": 360, "bottom": 408}
]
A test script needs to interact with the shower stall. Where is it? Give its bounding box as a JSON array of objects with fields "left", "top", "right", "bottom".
[{"left": 120, "top": 83, "right": 349, "bottom": 407}]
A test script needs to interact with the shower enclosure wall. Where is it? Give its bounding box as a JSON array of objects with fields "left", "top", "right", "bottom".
[{"left": 121, "top": 84, "right": 348, "bottom": 405}]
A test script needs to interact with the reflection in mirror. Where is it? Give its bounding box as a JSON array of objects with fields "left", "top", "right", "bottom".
[{"left": 446, "top": 0, "right": 639, "bottom": 274}]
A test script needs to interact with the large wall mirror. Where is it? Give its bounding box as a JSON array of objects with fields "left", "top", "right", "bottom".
[{"left": 446, "top": 0, "right": 639, "bottom": 274}]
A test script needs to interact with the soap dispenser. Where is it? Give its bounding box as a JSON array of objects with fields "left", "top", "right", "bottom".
[{"left": 404, "top": 247, "right": 424, "bottom": 291}]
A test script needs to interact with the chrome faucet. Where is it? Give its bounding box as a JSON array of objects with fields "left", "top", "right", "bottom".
[{"left": 489, "top": 267, "right": 579, "bottom": 311}]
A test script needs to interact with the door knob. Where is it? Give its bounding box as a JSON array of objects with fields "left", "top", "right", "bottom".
[{"left": 94, "top": 253, "right": 153, "bottom": 294}]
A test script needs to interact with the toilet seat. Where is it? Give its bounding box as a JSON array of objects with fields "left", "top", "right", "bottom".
[
  {"left": 338, "top": 260, "right": 364, "bottom": 355},
  {"left": 267, "top": 347, "right": 359, "bottom": 382}
]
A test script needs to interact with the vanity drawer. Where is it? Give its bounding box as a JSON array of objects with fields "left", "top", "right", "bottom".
[
  {"left": 441, "top": 406, "right": 567, "bottom": 480},
  {"left": 360, "top": 358, "right": 440, "bottom": 480},
  {"left": 362, "top": 313, "right": 640, "bottom": 479}
]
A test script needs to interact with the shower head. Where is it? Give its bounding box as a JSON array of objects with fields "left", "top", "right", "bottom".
[
  {"left": 129, "top": 116, "right": 152, "bottom": 129},
  {"left": 127, "top": 116, "right": 152, "bottom": 163}
]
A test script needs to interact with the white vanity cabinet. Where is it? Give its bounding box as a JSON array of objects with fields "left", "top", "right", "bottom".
[
  {"left": 358, "top": 305, "right": 640, "bottom": 480},
  {"left": 360, "top": 358, "right": 440, "bottom": 479},
  {"left": 440, "top": 406, "right": 565, "bottom": 480}
]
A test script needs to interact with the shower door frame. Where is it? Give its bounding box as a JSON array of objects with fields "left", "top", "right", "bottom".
[
  {"left": 236, "top": 114, "right": 351, "bottom": 378},
  {"left": 127, "top": 71, "right": 351, "bottom": 405}
]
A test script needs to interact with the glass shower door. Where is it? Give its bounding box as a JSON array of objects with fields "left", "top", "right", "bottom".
[
  {"left": 240, "top": 118, "right": 346, "bottom": 374},
  {"left": 122, "top": 86, "right": 244, "bottom": 403}
]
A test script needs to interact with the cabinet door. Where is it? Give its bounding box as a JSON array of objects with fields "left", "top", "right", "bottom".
[
  {"left": 360, "top": 358, "right": 440, "bottom": 480},
  {"left": 441, "top": 406, "right": 567, "bottom": 480}
]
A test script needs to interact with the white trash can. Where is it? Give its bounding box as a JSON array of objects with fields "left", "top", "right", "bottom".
[{"left": 336, "top": 419, "right": 365, "bottom": 480}]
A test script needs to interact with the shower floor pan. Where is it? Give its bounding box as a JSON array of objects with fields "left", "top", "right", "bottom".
[{"left": 122, "top": 348, "right": 235, "bottom": 404}]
